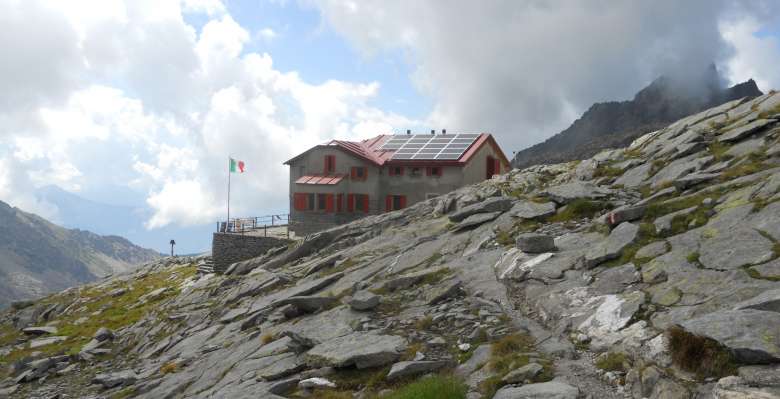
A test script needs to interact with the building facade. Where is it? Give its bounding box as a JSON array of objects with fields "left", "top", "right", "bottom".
[{"left": 284, "top": 132, "right": 510, "bottom": 236}]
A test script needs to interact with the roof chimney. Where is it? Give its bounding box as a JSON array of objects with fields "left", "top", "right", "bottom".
[
  {"left": 430, "top": 129, "right": 435, "bottom": 135},
  {"left": 442, "top": 129, "right": 446, "bottom": 135},
  {"left": 406, "top": 129, "right": 411, "bottom": 135}
]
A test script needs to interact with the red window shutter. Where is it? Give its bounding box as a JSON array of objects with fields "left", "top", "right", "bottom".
[
  {"left": 363, "top": 168, "right": 368, "bottom": 180},
  {"left": 494, "top": 158, "right": 501, "bottom": 175},
  {"left": 363, "top": 195, "right": 369, "bottom": 213},
  {"left": 350, "top": 167, "right": 356, "bottom": 179},
  {"left": 293, "top": 193, "right": 303, "bottom": 211},
  {"left": 325, "top": 194, "right": 334, "bottom": 213},
  {"left": 347, "top": 194, "right": 355, "bottom": 212},
  {"left": 425, "top": 167, "right": 432, "bottom": 176},
  {"left": 324, "top": 156, "right": 329, "bottom": 173},
  {"left": 400, "top": 195, "right": 406, "bottom": 209},
  {"left": 386, "top": 195, "right": 392, "bottom": 212},
  {"left": 388, "top": 167, "right": 395, "bottom": 177},
  {"left": 399, "top": 167, "right": 403, "bottom": 176},
  {"left": 336, "top": 194, "right": 343, "bottom": 212}
]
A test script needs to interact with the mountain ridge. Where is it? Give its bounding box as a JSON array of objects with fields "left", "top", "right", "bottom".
[
  {"left": 512, "top": 69, "right": 763, "bottom": 169},
  {"left": 0, "top": 199, "right": 161, "bottom": 308}
]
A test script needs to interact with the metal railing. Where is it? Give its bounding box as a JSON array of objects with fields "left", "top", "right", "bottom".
[{"left": 216, "top": 214, "right": 290, "bottom": 237}]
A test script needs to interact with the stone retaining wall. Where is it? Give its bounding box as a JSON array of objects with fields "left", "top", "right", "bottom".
[{"left": 212, "top": 233, "right": 291, "bottom": 273}]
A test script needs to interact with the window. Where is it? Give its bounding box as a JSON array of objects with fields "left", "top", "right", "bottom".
[
  {"left": 298, "top": 166, "right": 305, "bottom": 177},
  {"left": 426, "top": 166, "right": 442, "bottom": 177},
  {"left": 324, "top": 155, "right": 336, "bottom": 173},
  {"left": 410, "top": 167, "right": 422, "bottom": 177},
  {"left": 348, "top": 193, "right": 370, "bottom": 213},
  {"left": 385, "top": 195, "right": 407, "bottom": 211},
  {"left": 317, "top": 194, "right": 327, "bottom": 210},
  {"left": 351, "top": 167, "right": 368, "bottom": 181},
  {"left": 388, "top": 166, "right": 404, "bottom": 176},
  {"left": 307, "top": 193, "right": 315, "bottom": 210}
]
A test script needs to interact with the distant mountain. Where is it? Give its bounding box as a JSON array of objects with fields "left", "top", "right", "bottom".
[
  {"left": 36, "top": 185, "right": 214, "bottom": 255},
  {"left": 0, "top": 199, "right": 161, "bottom": 308},
  {"left": 512, "top": 66, "right": 763, "bottom": 169}
]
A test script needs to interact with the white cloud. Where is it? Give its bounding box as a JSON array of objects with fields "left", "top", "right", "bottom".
[
  {"left": 312, "top": 1, "right": 780, "bottom": 152},
  {"left": 721, "top": 17, "right": 780, "bottom": 91},
  {"left": 0, "top": 0, "right": 415, "bottom": 229},
  {"left": 258, "top": 28, "right": 278, "bottom": 42}
]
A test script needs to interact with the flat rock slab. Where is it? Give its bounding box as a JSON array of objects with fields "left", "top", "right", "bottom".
[
  {"left": 751, "top": 258, "right": 780, "bottom": 279},
  {"left": 304, "top": 333, "right": 406, "bottom": 369},
  {"left": 425, "top": 278, "right": 463, "bottom": 305},
  {"left": 605, "top": 205, "right": 646, "bottom": 226},
  {"left": 386, "top": 360, "right": 450, "bottom": 381},
  {"left": 452, "top": 211, "right": 502, "bottom": 231},
  {"left": 733, "top": 289, "right": 780, "bottom": 313},
  {"left": 615, "top": 163, "right": 652, "bottom": 188},
  {"left": 674, "top": 173, "right": 720, "bottom": 190},
  {"left": 22, "top": 326, "right": 57, "bottom": 336},
  {"left": 585, "top": 222, "right": 639, "bottom": 268},
  {"left": 680, "top": 309, "right": 780, "bottom": 363},
  {"left": 578, "top": 291, "right": 645, "bottom": 338},
  {"left": 542, "top": 181, "right": 612, "bottom": 204},
  {"left": 272, "top": 296, "right": 337, "bottom": 313},
  {"left": 718, "top": 118, "right": 777, "bottom": 142},
  {"left": 449, "top": 196, "right": 513, "bottom": 222},
  {"left": 654, "top": 206, "right": 697, "bottom": 235},
  {"left": 29, "top": 336, "right": 67, "bottom": 349},
  {"left": 635, "top": 241, "right": 668, "bottom": 260},
  {"left": 699, "top": 228, "right": 774, "bottom": 270},
  {"left": 493, "top": 381, "right": 579, "bottom": 399},
  {"left": 502, "top": 362, "right": 544, "bottom": 384},
  {"left": 510, "top": 200, "right": 556, "bottom": 219}
]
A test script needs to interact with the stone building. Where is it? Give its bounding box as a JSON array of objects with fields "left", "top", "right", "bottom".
[{"left": 284, "top": 131, "right": 510, "bottom": 236}]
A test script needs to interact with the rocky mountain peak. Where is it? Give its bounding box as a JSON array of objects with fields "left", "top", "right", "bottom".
[{"left": 1, "top": 91, "right": 780, "bottom": 398}]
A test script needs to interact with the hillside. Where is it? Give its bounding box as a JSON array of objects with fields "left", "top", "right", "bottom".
[
  {"left": 1, "top": 92, "right": 779, "bottom": 398},
  {"left": 0, "top": 200, "right": 161, "bottom": 308},
  {"left": 512, "top": 67, "right": 763, "bottom": 169}
]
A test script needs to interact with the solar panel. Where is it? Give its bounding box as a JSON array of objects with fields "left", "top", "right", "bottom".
[{"left": 380, "top": 133, "right": 480, "bottom": 160}]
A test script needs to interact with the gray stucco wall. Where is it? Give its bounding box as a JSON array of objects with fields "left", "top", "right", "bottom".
[{"left": 212, "top": 233, "right": 291, "bottom": 273}]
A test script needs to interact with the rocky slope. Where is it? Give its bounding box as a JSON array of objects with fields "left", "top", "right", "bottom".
[
  {"left": 0, "top": 200, "right": 161, "bottom": 308},
  {"left": 512, "top": 67, "right": 763, "bottom": 170},
  {"left": 1, "top": 91, "right": 780, "bottom": 398}
]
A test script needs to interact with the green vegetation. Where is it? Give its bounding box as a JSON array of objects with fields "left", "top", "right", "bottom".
[
  {"left": 595, "top": 352, "right": 627, "bottom": 372},
  {"left": 0, "top": 264, "right": 196, "bottom": 365},
  {"left": 414, "top": 316, "right": 433, "bottom": 331},
  {"left": 593, "top": 165, "right": 623, "bottom": 179},
  {"left": 709, "top": 141, "right": 733, "bottom": 162},
  {"left": 376, "top": 375, "right": 467, "bottom": 399},
  {"left": 686, "top": 252, "right": 701, "bottom": 264},
  {"left": 261, "top": 333, "right": 275, "bottom": 345},
  {"left": 325, "top": 366, "right": 390, "bottom": 393},
  {"left": 110, "top": 388, "right": 137, "bottom": 399},
  {"left": 474, "top": 333, "right": 553, "bottom": 398},
  {"left": 495, "top": 228, "right": 515, "bottom": 246},
  {"left": 547, "top": 199, "right": 609, "bottom": 223},
  {"left": 720, "top": 152, "right": 770, "bottom": 181},
  {"left": 667, "top": 326, "right": 737, "bottom": 379},
  {"left": 320, "top": 257, "right": 358, "bottom": 277},
  {"left": 757, "top": 102, "right": 780, "bottom": 119},
  {"left": 601, "top": 223, "right": 657, "bottom": 267},
  {"left": 649, "top": 159, "right": 669, "bottom": 176},
  {"left": 160, "top": 362, "right": 179, "bottom": 374}
]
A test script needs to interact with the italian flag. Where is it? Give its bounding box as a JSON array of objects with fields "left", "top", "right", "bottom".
[{"left": 230, "top": 158, "right": 245, "bottom": 173}]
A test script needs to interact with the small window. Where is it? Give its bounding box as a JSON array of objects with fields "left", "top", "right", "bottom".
[
  {"left": 389, "top": 166, "right": 403, "bottom": 176},
  {"left": 426, "top": 166, "right": 442, "bottom": 177},
  {"left": 317, "top": 194, "right": 327, "bottom": 210},
  {"left": 354, "top": 194, "right": 368, "bottom": 212},
  {"left": 386, "top": 195, "right": 407, "bottom": 211},
  {"left": 299, "top": 166, "right": 305, "bottom": 177},
  {"left": 324, "top": 155, "right": 336, "bottom": 173},
  {"left": 351, "top": 167, "right": 368, "bottom": 181},
  {"left": 410, "top": 167, "right": 422, "bottom": 177},
  {"left": 307, "top": 193, "right": 315, "bottom": 210}
]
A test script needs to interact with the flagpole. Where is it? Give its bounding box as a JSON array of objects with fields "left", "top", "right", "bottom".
[{"left": 227, "top": 156, "right": 231, "bottom": 232}]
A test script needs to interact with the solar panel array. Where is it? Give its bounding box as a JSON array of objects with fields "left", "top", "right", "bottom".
[{"left": 380, "top": 134, "right": 480, "bottom": 160}]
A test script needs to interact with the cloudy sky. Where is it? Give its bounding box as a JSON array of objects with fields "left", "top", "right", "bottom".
[{"left": 1, "top": 0, "right": 779, "bottom": 251}]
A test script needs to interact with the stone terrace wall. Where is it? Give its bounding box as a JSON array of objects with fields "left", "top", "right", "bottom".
[{"left": 212, "top": 233, "right": 291, "bottom": 273}]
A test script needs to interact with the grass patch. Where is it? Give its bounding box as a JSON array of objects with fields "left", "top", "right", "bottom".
[
  {"left": 686, "top": 252, "right": 701, "bottom": 264},
  {"left": 649, "top": 159, "right": 669, "bottom": 176},
  {"left": 547, "top": 199, "right": 609, "bottom": 223},
  {"left": 414, "top": 316, "right": 433, "bottom": 331},
  {"left": 495, "top": 229, "right": 515, "bottom": 246},
  {"left": 667, "top": 326, "right": 737, "bottom": 379},
  {"left": 320, "top": 258, "right": 358, "bottom": 277},
  {"left": 593, "top": 165, "right": 623, "bottom": 179},
  {"left": 709, "top": 141, "right": 733, "bottom": 162},
  {"left": 757, "top": 102, "right": 780, "bottom": 119},
  {"left": 600, "top": 223, "right": 657, "bottom": 268},
  {"left": 312, "top": 390, "right": 354, "bottom": 399},
  {"left": 475, "top": 333, "right": 552, "bottom": 398},
  {"left": 0, "top": 264, "right": 196, "bottom": 364},
  {"left": 720, "top": 152, "right": 770, "bottom": 181},
  {"left": 745, "top": 266, "right": 780, "bottom": 282},
  {"left": 377, "top": 375, "right": 467, "bottom": 399},
  {"left": 595, "top": 352, "right": 627, "bottom": 372},
  {"left": 327, "top": 366, "right": 390, "bottom": 392},
  {"left": 110, "top": 388, "right": 137, "bottom": 399},
  {"left": 261, "top": 333, "right": 275, "bottom": 345},
  {"left": 160, "top": 362, "right": 179, "bottom": 374}
]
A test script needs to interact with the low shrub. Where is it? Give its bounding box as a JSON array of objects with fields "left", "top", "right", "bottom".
[
  {"left": 667, "top": 326, "right": 737, "bottom": 379},
  {"left": 378, "top": 375, "right": 467, "bottom": 399}
]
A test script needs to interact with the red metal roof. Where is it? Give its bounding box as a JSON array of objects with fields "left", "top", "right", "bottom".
[
  {"left": 284, "top": 133, "right": 509, "bottom": 167},
  {"left": 295, "top": 174, "right": 346, "bottom": 185}
]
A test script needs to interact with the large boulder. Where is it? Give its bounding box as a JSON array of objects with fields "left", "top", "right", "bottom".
[
  {"left": 680, "top": 309, "right": 780, "bottom": 363},
  {"left": 510, "top": 200, "right": 557, "bottom": 220},
  {"left": 348, "top": 291, "right": 381, "bottom": 311},
  {"left": 717, "top": 118, "right": 777, "bottom": 142},
  {"left": 92, "top": 370, "right": 138, "bottom": 389},
  {"left": 304, "top": 333, "right": 406, "bottom": 369},
  {"left": 516, "top": 233, "right": 556, "bottom": 253}
]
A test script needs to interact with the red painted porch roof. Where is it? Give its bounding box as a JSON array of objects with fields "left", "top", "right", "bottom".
[{"left": 295, "top": 174, "right": 346, "bottom": 185}]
